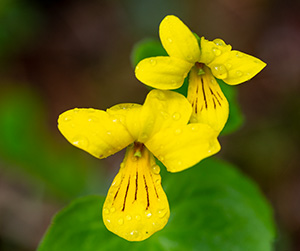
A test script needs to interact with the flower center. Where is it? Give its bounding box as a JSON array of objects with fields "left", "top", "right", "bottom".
[{"left": 102, "top": 142, "right": 170, "bottom": 241}]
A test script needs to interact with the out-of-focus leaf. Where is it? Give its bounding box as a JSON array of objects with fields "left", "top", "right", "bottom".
[
  {"left": 38, "top": 158, "right": 275, "bottom": 251},
  {"left": 131, "top": 39, "right": 244, "bottom": 133},
  {"left": 0, "top": 0, "right": 42, "bottom": 60},
  {"left": 0, "top": 86, "right": 96, "bottom": 198}
]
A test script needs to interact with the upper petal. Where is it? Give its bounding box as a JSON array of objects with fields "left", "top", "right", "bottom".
[
  {"left": 159, "top": 15, "right": 201, "bottom": 63},
  {"left": 208, "top": 50, "right": 267, "bottom": 85},
  {"left": 199, "top": 37, "right": 232, "bottom": 65},
  {"left": 145, "top": 123, "right": 220, "bottom": 173},
  {"left": 135, "top": 56, "right": 193, "bottom": 90},
  {"left": 141, "top": 90, "right": 192, "bottom": 142},
  {"left": 58, "top": 108, "right": 134, "bottom": 159}
]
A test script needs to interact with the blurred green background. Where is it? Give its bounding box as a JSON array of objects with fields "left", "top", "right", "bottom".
[{"left": 0, "top": 0, "right": 299, "bottom": 250}]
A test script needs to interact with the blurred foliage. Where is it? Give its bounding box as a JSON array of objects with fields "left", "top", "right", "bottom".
[
  {"left": 0, "top": 0, "right": 42, "bottom": 60},
  {"left": 0, "top": 86, "right": 99, "bottom": 198},
  {"left": 130, "top": 39, "right": 244, "bottom": 135},
  {"left": 38, "top": 158, "right": 275, "bottom": 251}
]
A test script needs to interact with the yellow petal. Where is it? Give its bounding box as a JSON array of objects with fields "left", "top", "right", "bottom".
[
  {"left": 159, "top": 15, "right": 201, "bottom": 63},
  {"left": 199, "top": 37, "right": 232, "bottom": 65},
  {"left": 58, "top": 108, "right": 134, "bottom": 159},
  {"left": 103, "top": 143, "right": 169, "bottom": 241},
  {"left": 146, "top": 123, "right": 220, "bottom": 173},
  {"left": 135, "top": 56, "right": 193, "bottom": 90},
  {"left": 140, "top": 90, "right": 192, "bottom": 142},
  {"left": 187, "top": 65, "right": 229, "bottom": 133},
  {"left": 208, "top": 50, "right": 266, "bottom": 85}
]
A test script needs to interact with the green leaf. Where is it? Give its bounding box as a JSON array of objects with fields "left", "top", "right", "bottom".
[
  {"left": 0, "top": 86, "right": 96, "bottom": 198},
  {"left": 38, "top": 158, "right": 275, "bottom": 250},
  {"left": 130, "top": 38, "right": 168, "bottom": 68}
]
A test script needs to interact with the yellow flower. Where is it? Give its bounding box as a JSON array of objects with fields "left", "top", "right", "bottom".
[
  {"left": 58, "top": 90, "right": 220, "bottom": 241},
  {"left": 135, "top": 15, "right": 266, "bottom": 133}
]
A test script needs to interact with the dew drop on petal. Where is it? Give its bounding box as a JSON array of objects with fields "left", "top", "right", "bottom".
[
  {"left": 191, "top": 125, "right": 199, "bottom": 132},
  {"left": 107, "top": 131, "right": 112, "bottom": 136},
  {"left": 168, "top": 38, "right": 173, "bottom": 43},
  {"left": 213, "top": 38, "right": 225, "bottom": 46},
  {"left": 118, "top": 218, "right": 124, "bottom": 225},
  {"left": 145, "top": 210, "right": 152, "bottom": 218},
  {"left": 211, "top": 64, "right": 228, "bottom": 79},
  {"left": 135, "top": 215, "right": 141, "bottom": 221},
  {"left": 72, "top": 135, "right": 89, "bottom": 148},
  {"left": 103, "top": 208, "right": 110, "bottom": 214},
  {"left": 236, "top": 52, "right": 243, "bottom": 58},
  {"left": 110, "top": 207, "right": 116, "bottom": 213},
  {"left": 157, "top": 208, "right": 168, "bottom": 218},
  {"left": 63, "top": 116, "right": 72, "bottom": 122},
  {"left": 174, "top": 128, "right": 182, "bottom": 135},
  {"left": 151, "top": 164, "right": 160, "bottom": 175},
  {"left": 225, "top": 63, "right": 232, "bottom": 69},
  {"left": 172, "top": 112, "right": 181, "bottom": 121},
  {"left": 159, "top": 155, "right": 164, "bottom": 161},
  {"left": 126, "top": 215, "right": 132, "bottom": 221},
  {"left": 235, "top": 70, "right": 243, "bottom": 77},
  {"left": 130, "top": 230, "right": 140, "bottom": 238},
  {"left": 177, "top": 161, "right": 182, "bottom": 166},
  {"left": 212, "top": 47, "right": 221, "bottom": 56},
  {"left": 150, "top": 59, "right": 157, "bottom": 66}
]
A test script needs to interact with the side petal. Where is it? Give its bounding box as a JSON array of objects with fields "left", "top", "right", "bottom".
[
  {"left": 159, "top": 15, "right": 201, "bottom": 63},
  {"left": 199, "top": 37, "right": 232, "bottom": 65},
  {"left": 187, "top": 66, "right": 229, "bottom": 133},
  {"left": 145, "top": 123, "right": 220, "bottom": 173},
  {"left": 58, "top": 108, "right": 134, "bottom": 159},
  {"left": 135, "top": 56, "right": 193, "bottom": 90},
  {"left": 208, "top": 50, "right": 267, "bottom": 85},
  {"left": 139, "top": 90, "right": 192, "bottom": 143},
  {"left": 106, "top": 103, "right": 142, "bottom": 140},
  {"left": 103, "top": 143, "right": 169, "bottom": 241}
]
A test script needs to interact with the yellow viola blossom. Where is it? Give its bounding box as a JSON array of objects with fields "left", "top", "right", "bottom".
[
  {"left": 58, "top": 89, "right": 220, "bottom": 241},
  {"left": 135, "top": 15, "right": 266, "bottom": 133}
]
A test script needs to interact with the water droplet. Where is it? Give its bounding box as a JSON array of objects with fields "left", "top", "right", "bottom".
[
  {"left": 191, "top": 125, "right": 199, "bottom": 132},
  {"left": 159, "top": 155, "right": 164, "bottom": 161},
  {"left": 103, "top": 208, "right": 110, "bottom": 214},
  {"left": 212, "top": 47, "right": 221, "bottom": 56},
  {"left": 107, "top": 131, "right": 112, "bottom": 136},
  {"left": 72, "top": 136, "right": 89, "bottom": 148},
  {"left": 158, "top": 208, "right": 168, "bottom": 218},
  {"left": 136, "top": 66, "right": 139, "bottom": 70},
  {"left": 236, "top": 70, "right": 243, "bottom": 77},
  {"left": 225, "top": 63, "right": 232, "bottom": 69},
  {"left": 156, "top": 91, "right": 166, "bottom": 101},
  {"left": 111, "top": 117, "right": 118, "bottom": 123},
  {"left": 126, "top": 215, "right": 132, "bottom": 221},
  {"left": 174, "top": 128, "right": 182, "bottom": 135},
  {"left": 186, "top": 55, "right": 193, "bottom": 61},
  {"left": 63, "top": 116, "right": 72, "bottom": 122},
  {"left": 211, "top": 64, "right": 228, "bottom": 79},
  {"left": 129, "top": 230, "right": 140, "bottom": 238},
  {"left": 106, "top": 219, "right": 111, "bottom": 223},
  {"left": 118, "top": 218, "right": 124, "bottom": 225},
  {"left": 213, "top": 38, "right": 225, "bottom": 46},
  {"left": 150, "top": 59, "right": 156, "bottom": 66},
  {"left": 135, "top": 215, "right": 141, "bottom": 220},
  {"left": 172, "top": 112, "right": 181, "bottom": 121},
  {"left": 236, "top": 52, "right": 243, "bottom": 58},
  {"left": 110, "top": 207, "right": 116, "bottom": 213},
  {"left": 168, "top": 38, "right": 173, "bottom": 43},
  {"left": 88, "top": 116, "right": 99, "bottom": 122},
  {"left": 145, "top": 210, "right": 152, "bottom": 218},
  {"left": 140, "top": 133, "right": 148, "bottom": 141},
  {"left": 160, "top": 110, "right": 169, "bottom": 119},
  {"left": 151, "top": 164, "right": 160, "bottom": 175}
]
